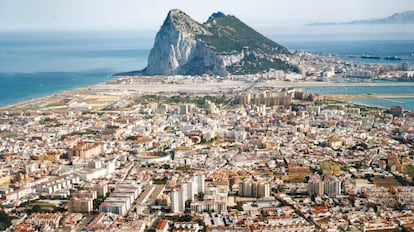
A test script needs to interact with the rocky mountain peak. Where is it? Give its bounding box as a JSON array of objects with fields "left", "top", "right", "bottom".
[
  {"left": 143, "top": 9, "right": 298, "bottom": 76},
  {"left": 163, "top": 9, "right": 208, "bottom": 36},
  {"left": 208, "top": 11, "right": 226, "bottom": 21}
]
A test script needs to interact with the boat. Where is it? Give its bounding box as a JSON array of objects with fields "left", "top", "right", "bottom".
[
  {"left": 384, "top": 56, "right": 401, "bottom": 60},
  {"left": 361, "top": 54, "right": 380, "bottom": 59}
]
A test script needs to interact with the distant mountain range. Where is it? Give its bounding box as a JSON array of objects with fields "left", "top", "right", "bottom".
[{"left": 309, "top": 10, "right": 414, "bottom": 26}]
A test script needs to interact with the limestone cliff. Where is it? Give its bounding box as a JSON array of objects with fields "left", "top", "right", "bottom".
[{"left": 143, "top": 9, "right": 298, "bottom": 76}]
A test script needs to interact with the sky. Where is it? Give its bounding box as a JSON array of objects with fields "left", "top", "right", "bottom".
[{"left": 0, "top": 0, "right": 413, "bottom": 31}]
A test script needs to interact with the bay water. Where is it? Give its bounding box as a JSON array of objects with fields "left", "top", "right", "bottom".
[
  {"left": 0, "top": 30, "right": 414, "bottom": 110},
  {"left": 0, "top": 31, "right": 151, "bottom": 106}
]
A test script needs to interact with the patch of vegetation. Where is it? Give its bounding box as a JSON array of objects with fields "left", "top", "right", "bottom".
[
  {"left": 166, "top": 95, "right": 186, "bottom": 104},
  {"left": 169, "top": 214, "right": 193, "bottom": 222},
  {"left": 162, "top": 164, "right": 171, "bottom": 169},
  {"left": 28, "top": 201, "right": 59, "bottom": 213},
  {"left": 199, "top": 16, "right": 289, "bottom": 55},
  {"left": 139, "top": 94, "right": 165, "bottom": 104},
  {"left": 140, "top": 94, "right": 230, "bottom": 108},
  {"left": 227, "top": 56, "right": 299, "bottom": 75},
  {"left": 191, "top": 95, "right": 229, "bottom": 108},
  {"left": 93, "top": 197, "right": 105, "bottom": 210},
  {"left": 197, "top": 192, "right": 205, "bottom": 201},
  {"left": 126, "top": 136, "right": 138, "bottom": 140},
  {"left": 153, "top": 176, "right": 168, "bottom": 185},
  {"left": 0, "top": 210, "right": 16, "bottom": 230},
  {"left": 46, "top": 103, "right": 64, "bottom": 108},
  {"left": 176, "top": 165, "right": 191, "bottom": 171},
  {"left": 405, "top": 165, "right": 414, "bottom": 178}
]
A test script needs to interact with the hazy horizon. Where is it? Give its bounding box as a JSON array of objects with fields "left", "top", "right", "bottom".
[
  {"left": 0, "top": 0, "right": 413, "bottom": 32},
  {"left": 1, "top": 24, "right": 413, "bottom": 44}
]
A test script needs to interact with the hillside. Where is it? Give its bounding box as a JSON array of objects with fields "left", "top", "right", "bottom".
[{"left": 143, "top": 9, "right": 297, "bottom": 76}]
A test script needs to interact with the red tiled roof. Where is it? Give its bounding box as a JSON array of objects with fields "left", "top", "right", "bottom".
[{"left": 156, "top": 220, "right": 168, "bottom": 230}]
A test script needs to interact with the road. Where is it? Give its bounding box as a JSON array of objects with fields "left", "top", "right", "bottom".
[{"left": 274, "top": 194, "right": 321, "bottom": 230}]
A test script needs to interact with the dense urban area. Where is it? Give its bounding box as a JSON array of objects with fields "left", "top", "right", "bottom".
[{"left": 0, "top": 52, "right": 414, "bottom": 232}]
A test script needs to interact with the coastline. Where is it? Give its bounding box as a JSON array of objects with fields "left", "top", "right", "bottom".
[
  {"left": 1, "top": 77, "right": 414, "bottom": 112},
  {"left": 0, "top": 84, "right": 101, "bottom": 111}
]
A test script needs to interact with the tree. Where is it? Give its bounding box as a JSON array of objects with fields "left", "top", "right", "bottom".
[
  {"left": 162, "top": 164, "right": 171, "bottom": 169},
  {"left": 32, "top": 205, "right": 42, "bottom": 213},
  {"left": 0, "top": 210, "right": 15, "bottom": 229},
  {"left": 236, "top": 202, "right": 243, "bottom": 211},
  {"left": 197, "top": 193, "right": 205, "bottom": 201},
  {"left": 185, "top": 200, "right": 192, "bottom": 208}
]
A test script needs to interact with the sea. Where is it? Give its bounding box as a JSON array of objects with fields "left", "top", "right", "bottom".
[
  {"left": 1, "top": 29, "right": 414, "bottom": 110},
  {"left": 279, "top": 38, "right": 414, "bottom": 111},
  {"left": 0, "top": 31, "right": 152, "bottom": 106}
]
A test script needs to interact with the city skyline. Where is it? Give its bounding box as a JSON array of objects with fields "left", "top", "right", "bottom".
[{"left": 0, "top": 0, "right": 413, "bottom": 31}]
